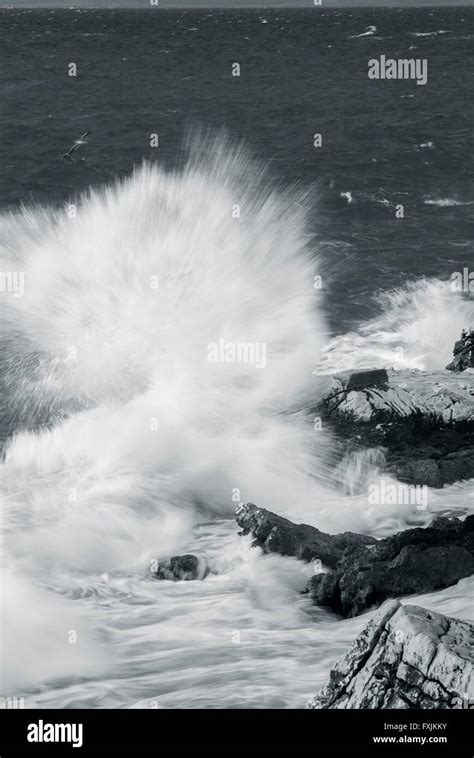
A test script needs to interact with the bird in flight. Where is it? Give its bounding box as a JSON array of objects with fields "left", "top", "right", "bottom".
[{"left": 62, "top": 130, "right": 91, "bottom": 160}]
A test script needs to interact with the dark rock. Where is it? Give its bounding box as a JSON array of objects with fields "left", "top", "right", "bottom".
[
  {"left": 389, "top": 448, "right": 474, "bottom": 489},
  {"left": 306, "top": 515, "right": 474, "bottom": 617},
  {"left": 346, "top": 368, "right": 389, "bottom": 392},
  {"left": 439, "top": 449, "right": 474, "bottom": 483},
  {"left": 307, "top": 572, "right": 341, "bottom": 609},
  {"left": 235, "top": 502, "right": 376, "bottom": 569},
  {"left": 389, "top": 458, "right": 442, "bottom": 488},
  {"left": 307, "top": 600, "right": 474, "bottom": 709},
  {"left": 446, "top": 329, "right": 474, "bottom": 372},
  {"left": 152, "top": 554, "right": 208, "bottom": 581}
]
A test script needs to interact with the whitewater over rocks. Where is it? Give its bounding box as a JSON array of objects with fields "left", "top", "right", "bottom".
[
  {"left": 0, "top": 140, "right": 473, "bottom": 708},
  {"left": 234, "top": 504, "right": 474, "bottom": 616},
  {"left": 235, "top": 502, "right": 376, "bottom": 568},
  {"left": 0, "top": 141, "right": 336, "bottom": 701},
  {"left": 315, "top": 365, "right": 474, "bottom": 488},
  {"left": 446, "top": 329, "right": 474, "bottom": 372},
  {"left": 306, "top": 515, "right": 474, "bottom": 617}
]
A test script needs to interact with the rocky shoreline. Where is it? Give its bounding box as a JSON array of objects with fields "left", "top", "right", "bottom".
[
  {"left": 155, "top": 503, "right": 474, "bottom": 709},
  {"left": 153, "top": 334, "right": 474, "bottom": 708},
  {"left": 234, "top": 501, "right": 377, "bottom": 568},
  {"left": 307, "top": 600, "right": 474, "bottom": 709},
  {"left": 234, "top": 503, "right": 474, "bottom": 618},
  {"left": 314, "top": 365, "right": 474, "bottom": 488},
  {"left": 306, "top": 515, "right": 474, "bottom": 618},
  {"left": 233, "top": 502, "right": 474, "bottom": 708}
]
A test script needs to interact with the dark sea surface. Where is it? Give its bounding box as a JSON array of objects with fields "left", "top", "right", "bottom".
[{"left": 0, "top": 6, "right": 473, "bottom": 332}]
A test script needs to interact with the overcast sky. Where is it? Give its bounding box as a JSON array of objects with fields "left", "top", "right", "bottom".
[{"left": 1, "top": 0, "right": 473, "bottom": 7}]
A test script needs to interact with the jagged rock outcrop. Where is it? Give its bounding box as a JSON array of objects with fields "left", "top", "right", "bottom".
[
  {"left": 315, "top": 367, "right": 474, "bottom": 487},
  {"left": 151, "top": 554, "right": 209, "bottom": 581},
  {"left": 235, "top": 505, "right": 474, "bottom": 617},
  {"left": 319, "top": 367, "right": 474, "bottom": 424},
  {"left": 446, "top": 329, "right": 474, "bottom": 372},
  {"left": 235, "top": 502, "right": 376, "bottom": 569},
  {"left": 307, "top": 600, "right": 474, "bottom": 709},
  {"left": 306, "top": 515, "right": 474, "bottom": 617}
]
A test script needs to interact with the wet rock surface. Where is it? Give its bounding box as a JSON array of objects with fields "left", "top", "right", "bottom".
[
  {"left": 235, "top": 502, "right": 376, "bottom": 569},
  {"left": 152, "top": 554, "right": 209, "bottom": 581},
  {"left": 307, "top": 600, "right": 474, "bottom": 709},
  {"left": 315, "top": 366, "right": 474, "bottom": 488},
  {"left": 446, "top": 329, "right": 474, "bottom": 372},
  {"left": 306, "top": 515, "right": 474, "bottom": 617},
  {"left": 235, "top": 504, "right": 474, "bottom": 618}
]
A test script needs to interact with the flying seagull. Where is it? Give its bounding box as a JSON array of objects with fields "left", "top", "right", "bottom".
[{"left": 62, "top": 130, "right": 91, "bottom": 161}]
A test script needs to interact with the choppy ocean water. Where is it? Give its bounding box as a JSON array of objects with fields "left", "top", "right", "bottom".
[
  {"left": 0, "top": 6, "right": 473, "bottom": 709},
  {"left": 1, "top": 6, "right": 473, "bottom": 330}
]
